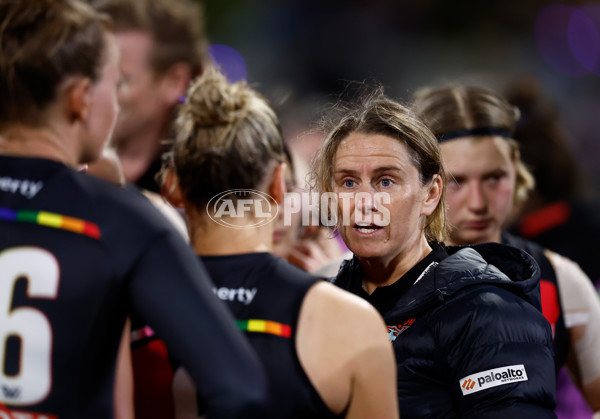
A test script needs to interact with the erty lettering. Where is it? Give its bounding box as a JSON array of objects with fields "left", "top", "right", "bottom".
[
  {"left": 212, "top": 286, "right": 257, "bottom": 305},
  {"left": 0, "top": 177, "right": 43, "bottom": 199}
]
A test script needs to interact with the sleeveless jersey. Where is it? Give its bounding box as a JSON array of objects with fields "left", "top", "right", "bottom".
[
  {"left": 502, "top": 232, "right": 569, "bottom": 370},
  {"left": 515, "top": 199, "right": 600, "bottom": 288},
  {"left": 200, "top": 253, "right": 342, "bottom": 418},
  {"left": 0, "top": 156, "right": 260, "bottom": 418}
]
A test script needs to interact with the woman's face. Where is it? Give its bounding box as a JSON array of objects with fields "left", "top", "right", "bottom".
[
  {"left": 440, "top": 136, "right": 517, "bottom": 245},
  {"left": 81, "top": 32, "right": 121, "bottom": 164},
  {"left": 332, "top": 132, "right": 437, "bottom": 264}
]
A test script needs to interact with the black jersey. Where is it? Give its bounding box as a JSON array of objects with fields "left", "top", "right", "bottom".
[
  {"left": 200, "top": 253, "right": 342, "bottom": 419},
  {"left": 0, "top": 156, "right": 266, "bottom": 419},
  {"left": 502, "top": 231, "right": 569, "bottom": 371},
  {"left": 512, "top": 199, "right": 600, "bottom": 287}
]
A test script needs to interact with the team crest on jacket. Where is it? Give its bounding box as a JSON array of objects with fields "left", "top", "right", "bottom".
[
  {"left": 387, "top": 318, "right": 416, "bottom": 342},
  {"left": 459, "top": 364, "right": 528, "bottom": 395}
]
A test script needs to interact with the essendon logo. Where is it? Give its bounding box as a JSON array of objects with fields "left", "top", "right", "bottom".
[
  {"left": 461, "top": 378, "right": 475, "bottom": 391},
  {"left": 387, "top": 318, "right": 416, "bottom": 342},
  {"left": 459, "top": 364, "right": 528, "bottom": 395}
]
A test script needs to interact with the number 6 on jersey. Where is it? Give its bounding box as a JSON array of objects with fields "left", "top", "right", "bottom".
[{"left": 0, "top": 247, "right": 60, "bottom": 405}]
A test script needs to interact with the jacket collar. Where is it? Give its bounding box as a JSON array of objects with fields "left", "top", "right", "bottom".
[{"left": 335, "top": 242, "right": 541, "bottom": 322}]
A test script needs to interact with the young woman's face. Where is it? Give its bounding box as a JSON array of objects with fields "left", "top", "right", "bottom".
[
  {"left": 440, "top": 136, "right": 517, "bottom": 245},
  {"left": 332, "top": 133, "right": 437, "bottom": 264}
]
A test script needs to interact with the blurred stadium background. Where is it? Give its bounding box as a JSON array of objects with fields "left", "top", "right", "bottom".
[{"left": 200, "top": 0, "right": 600, "bottom": 191}]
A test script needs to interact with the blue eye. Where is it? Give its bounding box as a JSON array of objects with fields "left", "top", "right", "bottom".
[
  {"left": 381, "top": 179, "right": 392, "bottom": 187},
  {"left": 344, "top": 180, "right": 355, "bottom": 188}
]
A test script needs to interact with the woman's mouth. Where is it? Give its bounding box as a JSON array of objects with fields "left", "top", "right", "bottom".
[
  {"left": 354, "top": 223, "right": 383, "bottom": 235},
  {"left": 464, "top": 219, "right": 492, "bottom": 230}
]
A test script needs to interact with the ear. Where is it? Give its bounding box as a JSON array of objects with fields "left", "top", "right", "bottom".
[
  {"left": 421, "top": 174, "right": 443, "bottom": 217},
  {"left": 66, "top": 77, "right": 92, "bottom": 123},
  {"left": 160, "top": 62, "right": 192, "bottom": 106},
  {"left": 268, "top": 163, "right": 287, "bottom": 205},
  {"left": 162, "top": 168, "right": 186, "bottom": 208}
]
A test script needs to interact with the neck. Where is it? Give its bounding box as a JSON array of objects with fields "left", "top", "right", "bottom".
[
  {"left": 186, "top": 208, "right": 274, "bottom": 256},
  {"left": 113, "top": 119, "right": 168, "bottom": 184},
  {"left": 359, "top": 236, "right": 432, "bottom": 294},
  {"left": 0, "top": 123, "right": 79, "bottom": 167}
]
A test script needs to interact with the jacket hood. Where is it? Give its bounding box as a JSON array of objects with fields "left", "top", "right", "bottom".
[
  {"left": 442, "top": 243, "right": 541, "bottom": 302},
  {"left": 336, "top": 242, "right": 542, "bottom": 322}
]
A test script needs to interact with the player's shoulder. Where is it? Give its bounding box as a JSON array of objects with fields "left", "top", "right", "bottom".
[
  {"left": 545, "top": 249, "right": 584, "bottom": 275},
  {"left": 304, "top": 281, "right": 387, "bottom": 335},
  {"left": 71, "top": 172, "right": 182, "bottom": 240},
  {"left": 77, "top": 173, "right": 147, "bottom": 208},
  {"left": 546, "top": 249, "right": 598, "bottom": 307},
  {"left": 81, "top": 173, "right": 162, "bottom": 215},
  {"left": 545, "top": 249, "right": 592, "bottom": 288}
]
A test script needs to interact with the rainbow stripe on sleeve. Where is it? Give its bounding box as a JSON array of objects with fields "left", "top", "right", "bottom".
[
  {"left": 0, "top": 207, "right": 101, "bottom": 240},
  {"left": 236, "top": 319, "right": 292, "bottom": 338}
]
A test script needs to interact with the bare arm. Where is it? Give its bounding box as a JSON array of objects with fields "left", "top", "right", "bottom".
[
  {"left": 343, "top": 307, "right": 399, "bottom": 419},
  {"left": 565, "top": 325, "right": 600, "bottom": 412},
  {"left": 114, "top": 318, "right": 135, "bottom": 419},
  {"left": 548, "top": 250, "right": 600, "bottom": 412},
  {"left": 296, "top": 281, "right": 399, "bottom": 418}
]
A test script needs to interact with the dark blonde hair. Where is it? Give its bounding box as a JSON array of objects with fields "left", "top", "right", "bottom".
[
  {"left": 173, "top": 69, "right": 285, "bottom": 210},
  {"left": 90, "top": 0, "right": 207, "bottom": 77},
  {"left": 413, "top": 85, "right": 535, "bottom": 208},
  {"left": 0, "top": 0, "right": 111, "bottom": 128},
  {"left": 311, "top": 88, "right": 448, "bottom": 243}
]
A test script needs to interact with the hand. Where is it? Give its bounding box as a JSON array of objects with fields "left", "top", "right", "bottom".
[{"left": 287, "top": 226, "right": 345, "bottom": 273}]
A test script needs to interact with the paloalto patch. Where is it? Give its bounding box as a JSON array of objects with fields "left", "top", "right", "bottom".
[{"left": 459, "top": 364, "right": 528, "bottom": 395}]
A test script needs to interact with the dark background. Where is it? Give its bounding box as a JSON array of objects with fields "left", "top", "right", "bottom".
[{"left": 200, "top": 0, "right": 600, "bottom": 191}]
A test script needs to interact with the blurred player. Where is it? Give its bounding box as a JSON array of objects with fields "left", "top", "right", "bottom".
[{"left": 0, "top": 1, "right": 267, "bottom": 417}]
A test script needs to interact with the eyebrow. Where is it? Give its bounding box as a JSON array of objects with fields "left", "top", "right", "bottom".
[
  {"left": 373, "top": 166, "right": 402, "bottom": 174},
  {"left": 447, "top": 167, "right": 508, "bottom": 181},
  {"left": 334, "top": 166, "right": 403, "bottom": 176}
]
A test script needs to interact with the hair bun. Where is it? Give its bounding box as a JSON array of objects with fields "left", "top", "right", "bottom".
[{"left": 182, "top": 68, "right": 250, "bottom": 126}]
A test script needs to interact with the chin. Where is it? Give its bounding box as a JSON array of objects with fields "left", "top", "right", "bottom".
[
  {"left": 347, "top": 243, "right": 387, "bottom": 261},
  {"left": 79, "top": 150, "right": 103, "bottom": 165}
]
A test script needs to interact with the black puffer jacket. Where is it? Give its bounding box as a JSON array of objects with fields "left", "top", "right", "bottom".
[{"left": 334, "top": 243, "right": 556, "bottom": 418}]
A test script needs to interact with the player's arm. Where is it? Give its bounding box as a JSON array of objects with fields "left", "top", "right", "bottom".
[
  {"left": 114, "top": 318, "right": 135, "bottom": 419},
  {"left": 296, "top": 282, "right": 399, "bottom": 418},
  {"left": 342, "top": 294, "right": 399, "bottom": 419},
  {"left": 548, "top": 250, "right": 600, "bottom": 413},
  {"left": 127, "top": 231, "right": 269, "bottom": 418}
]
